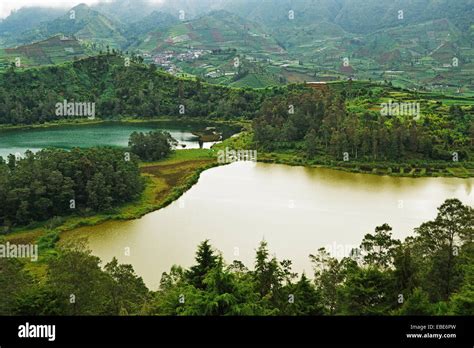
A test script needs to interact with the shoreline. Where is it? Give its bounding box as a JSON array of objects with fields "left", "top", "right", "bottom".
[
  {"left": 6, "top": 149, "right": 474, "bottom": 246},
  {"left": 257, "top": 156, "right": 474, "bottom": 179},
  {"left": 1, "top": 118, "right": 470, "bottom": 179},
  {"left": 214, "top": 132, "right": 473, "bottom": 179},
  {"left": 0, "top": 117, "right": 251, "bottom": 132},
  {"left": 4, "top": 149, "right": 220, "bottom": 243},
  {"left": 3, "top": 126, "right": 473, "bottom": 244}
]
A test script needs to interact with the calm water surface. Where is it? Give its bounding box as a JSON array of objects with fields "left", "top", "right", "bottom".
[
  {"left": 63, "top": 162, "right": 473, "bottom": 289},
  {"left": 0, "top": 121, "right": 235, "bottom": 158}
]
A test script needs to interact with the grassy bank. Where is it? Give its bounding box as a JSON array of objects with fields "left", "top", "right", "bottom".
[
  {"left": 215, "top": 132, "right": 474, "bottom": 178},
  {"left": 258, "top": 153, "right": 474, "bottom": 178},
  {"left": 5, "top": 149, "right": 219, "bottom": 245},
  {"left": 5, "top": 129, "right": 473, "bottom": 247},
  {"left": 0, "top": 117, "right": 250, "bottom": 132}
]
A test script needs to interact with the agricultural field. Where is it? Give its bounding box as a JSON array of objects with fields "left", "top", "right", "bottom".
[
  {"left": 0, "top": 36, "right": 91, "bottom": 69},
  {"left": 135, "top": 10, "right": 286, "bottom": 55},
  {"left": 0, "top": 2, "right": 472, "bottom": 93}
]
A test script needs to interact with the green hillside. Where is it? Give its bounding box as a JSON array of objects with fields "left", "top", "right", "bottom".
[
  {"left": 0, "top": 54, "right": 471, "bottom": 175},
  {"left": 0, "top": 36, "right": 92, "bottom": 69},
  {"left": 0, "top": 53, "right": 281, "bottom": 125},
  {"left": 124, "top": 11, "right": 179, "bottom": 46},
  {"left": 333, "top": 0, "right": 474, "bottom": 33},
  {"left": 135, "top": 10, "right": 285, "bottom": 54},
  {"left": 2, "top": 4, "right": 127, "bottom": 50},
  {"left": 0, "top": 0, "right": 472, "bottom": 91},
  {"left": 0, "top": 7, "right": 65, "bottom": 47}
]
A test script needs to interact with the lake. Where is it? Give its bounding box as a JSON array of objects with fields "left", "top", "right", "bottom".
[
  {"left": 62, "top": 161, "right": 474, "bottom": 290},
  {"left": 0, "top": 121, "right": 238, "bottom": 158}
]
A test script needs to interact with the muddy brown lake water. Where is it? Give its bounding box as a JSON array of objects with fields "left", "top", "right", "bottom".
[{"left": 62, "top": 161, "right": 473, "bottom": 290}]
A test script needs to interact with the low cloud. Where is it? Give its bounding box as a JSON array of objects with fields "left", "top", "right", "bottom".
[{"left": 0, "top": 0, "right": 165, "bottom": 19}]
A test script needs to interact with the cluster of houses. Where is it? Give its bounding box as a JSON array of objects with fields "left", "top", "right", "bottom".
[
  {"left": 150, "top": 49, "right": 210, "bottom": 75},
  {"left": 153, "top": 49, "right": 209, "bottom": 65}
]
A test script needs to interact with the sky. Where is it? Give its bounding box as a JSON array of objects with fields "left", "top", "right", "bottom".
[{"left": 0, "top": 0, "right": 164, "bottom": 19}]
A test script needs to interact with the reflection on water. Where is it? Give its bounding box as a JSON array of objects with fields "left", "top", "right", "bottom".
[
  {"left": 62, "top": 162, "right": 474, "bottom": 290},
  {"left": 0, "top": 121, "right": 237, "bottom": 158}
]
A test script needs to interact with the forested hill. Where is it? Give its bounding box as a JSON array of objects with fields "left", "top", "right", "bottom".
[
  {"left": 1, "top": 52, "right": 472, "bottom": 167},
  {"left": 0, "top": 53, "right": 284, "bottom": 125}
]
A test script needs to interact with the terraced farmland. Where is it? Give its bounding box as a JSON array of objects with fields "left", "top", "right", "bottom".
[{"left": 0, "top": 36, "right": 91, "bottom": 69}]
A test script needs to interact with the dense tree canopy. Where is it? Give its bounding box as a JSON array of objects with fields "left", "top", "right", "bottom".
[
  {"left": 1, "top": 199, "right": 472, "bottom": 316},
  {"left": 0, "top": 53, "right": 284, "bottom": 125},
  {"left": 0, "top": 147, "right": 144, "bottom": 227},
  {"left": 253, "top": 89, "right": 472, "bottom": 162},
  {"left": 1, "top": 53, "right": 471, "bottom": 169},
  {"left": 128, "top": 130, "right": 176, "bottom": 161}
]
